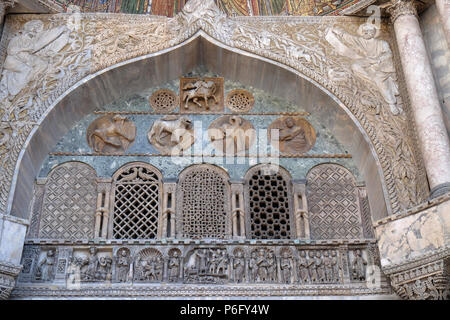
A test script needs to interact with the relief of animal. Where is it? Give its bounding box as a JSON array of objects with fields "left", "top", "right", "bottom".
[
  {"left": 182, "top": 80, "right": 218, "bottom": 110},
  {"left": 148, "top": 116, "right": 193, "bottom": 148}
]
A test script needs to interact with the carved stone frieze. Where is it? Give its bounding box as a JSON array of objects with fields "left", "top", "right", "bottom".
[
  {"left": 148, "top": 115, "right": 195, "bottom": 154},
  {"left": 0, "top": 0, "right": 429, "bottom": 218},
  {"left": 388, "top": 258, "right": 449, "bottom": 300}
]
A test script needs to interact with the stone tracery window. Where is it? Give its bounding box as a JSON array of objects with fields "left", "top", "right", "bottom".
[
  {"left": 111, "top": 163, "right": 162, "bottom": 239},
  {"left": 176, "top": 164, "right": 231, "bottom": 239},
  {"left": 306, "top": 163, "right": 364, "bottom": 240},
  {"left": 244, "top": 164, "right": 293, "bottom": 239}
]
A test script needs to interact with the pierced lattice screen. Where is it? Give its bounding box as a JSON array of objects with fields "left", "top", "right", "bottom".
[
  {"left": 306, "top": 164, "right": 363, "bottom": 240},
  {"left": 245, "top": 166, "right": 292, "bottom": 239},
  {"left": 39, "top": 162, "right": 97, "bottom": 240},
  {"left": 112, "top": 164, "right": 162, "bottom": 239},
  {"left": 177, "top": 165, "right": 230, "bottom": 239}
]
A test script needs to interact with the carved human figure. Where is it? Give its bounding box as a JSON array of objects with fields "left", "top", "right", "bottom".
[
  {"left": 116, "top": 249, "right": 131, "bottom": 282},
  {"left": 266, "top": 250, "right": 277, "bottom": 282},
  {"left": 82, "top": 247, "right": 99, "bottom": 281},
  {"left": 96, "top": 256, "right": 112, "bottom": 281},
  {"left": 0, "top": 20, "right": 70, "bottom": 100},
  {"left": 352, "top": 249, "right": 367, "bottom": 281},
  {"left": 315, "top": 251, "right": 326, "bottom": 282},
  {"left": 88, "top": 115, "right": 136, "bottom": 153},
  {"left": 323, "top": 250, "right": 333, "bottom": 283},
  {"left": 233, "top": 250, "right": 245, "bottom": 283},
  {"left": 148, "top": 115, "right": 194, "bottom": 154},
  {"left": 35, "top": 249, "right": 55, "bottom": 281},
  {"left": 66, "top": 257, "right": 82, "bottom": 287},
  {"left": 280, "top": 251, "right": 293, "bottom": 284},
  {"left": 268, "top": 117, "right": 315, "bottom": 154},
  {"left": 256, "top": 249, "right": 268, "bottom": 282},
  {"left": 248, "top": 251, "right": 258, "bottom": 282},
  {"left": 298, "top": 251, "right": 310, "bottom": 284},
  {"left": 168, "top": 251, "right": 181, "bottom": 282},
  {"left": 182, "top": 80, "right": 219, "bottom": 110},
  {"left": 279, "top": 118, "right": 307, "bottom": 150},
  {"left": 216, "top": 250, "right": 228, "bottom": 275},
  {"left": 325, "top": 23, "right": 401, "bottom": 115},
  {"left": 195, "top": 249, "right": 209, "bottom": 275},
  {"left": 307, "top": 251, "right": 318, "bottom": 283},
  {"left": 330, "top": 250, "right": 340, "bottom": 282}
]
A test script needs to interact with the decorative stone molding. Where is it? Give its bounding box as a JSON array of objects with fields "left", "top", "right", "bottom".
[
  {"left": 0, "top": 0, "right": 429, "bottom": 221},
  {"left": 386, "top": 0, "right": 418, "bottom": 24},
  {"left": 0, "top": 260, "right": 22, "bottom": 300},
  {"left": 388, "top": 258, "right": 449, "bottom": 300}
]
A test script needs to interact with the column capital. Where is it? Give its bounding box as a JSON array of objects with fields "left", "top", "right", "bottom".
[{"left": 386, "top": 0, "right": 418, "bottom": 24}]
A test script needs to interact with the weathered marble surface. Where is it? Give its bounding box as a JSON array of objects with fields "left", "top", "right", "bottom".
[
  {"left": 393, "top": 12, "right": 450, "bottom": 192},
  {"left": 0, "top": 215, "right": 27, "bottom": 265},
  {"left": 375, "top": 199, "right": 450, "bottom": 268}
]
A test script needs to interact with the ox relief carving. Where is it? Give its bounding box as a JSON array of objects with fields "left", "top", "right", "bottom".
[
  {"left": 148, "top": 116, "right": 195, "bottom": 154},
  {"left": 268, "top": 117, "right": 316, "bottom": 154},
  {"left": 87, "top": 115, "right": 136, "bottom": 153},
  {"left": 184, "top": 248, "right": 229, "bottom": 284},
  {"left": 180, "top": 77, "right": 224, "bottom": 113},
  {"left": 208, "top": 115, "right": 256, "bottom": 155}
]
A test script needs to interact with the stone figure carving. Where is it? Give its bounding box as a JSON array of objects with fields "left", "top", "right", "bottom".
[
  {"left": 168, "top": 250, "right": 181, "bottom": 282},
  {"left": 82, "top": 247, "right": 99, "bottom": 281},
  {"left": 280, "top": 251, "right": 294, "bottom": 284},
  {"left": 115, "top": 248, "right": 131, "bottom": 282},
  {"left": 330, "top": 250, "right": 340, "bottom": 282},
  {"left": 323, "top": 250, "right": 333, "bottom": 283},
  {"left": 134, "top": 249, "right": 164, "bottom": 282},
  {"left": 209, "top": 115, "right": 256, "bottom": 155},
  {"left": 0, "top": 20, "right": 69, "bottom": 101},
  {"left": 351, "top": 249, "right": 367, "bottom": 281},
  {"left": 182, "top": 80, "right": 218, "bottom": 110},
  {"left": 325, "top": 23, "right": 402, "bottom": 115},
  {"left": 76, "top": 247, "right": 112, "bottom": 282},
  {"left": 184, "top": 248, "right": 229, "bottom": 284},
  {"left": 307, "top": 250, "right": 318, "bottom": 283},
  {"left": 87, "top": 115, "right": 136, "bottom": 153},
  {"left": 250, "top": 248, "right": 277, "bottom": 283},
  {"left": 148, "top": 115, "right": 194, "bottom": 154},
  {"left": 315, "top": 251, "right": 326, "bottom": 282},
  {"left": 248, "top": 251, "right": 258, "bottom": 282},
  {"left": 180, "top": 77, "right": 224, "bottom": 112},
  {"left": 268, "top": 117, "right": 316, "bottom": 154},
  {"left": 35, "top": 249, "right": 56, "bottom": 281},
  {"left": 298, "top": 251, "right": 310, "bottom": 284},
  {"left": 232, "top": 250, "right": 245, "bottom": 283}
]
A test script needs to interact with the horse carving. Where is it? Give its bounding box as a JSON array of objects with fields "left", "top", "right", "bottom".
[{"left": 182, "top": 80, "right": 218, "bottom": 110}]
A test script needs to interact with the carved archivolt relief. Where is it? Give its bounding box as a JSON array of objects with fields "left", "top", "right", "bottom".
[
  {"left": 39, "top": 162, "right": 97, "bottom": 240},
  {"left": 148, "top": 115, "right": 195, "bottom": 154},
  {"left": 180, "top": 77, "right": 224, "bottom": 113},
  {"left": 244, "top": 164, "right": 293, "bottom": 239},
  {"left": 177, "top": 164, "right": 231, "bottom": 239},
  {"left": 306, "top": 163, "right": 364, "bottom": 240},
  {"left": 268, "top": 117, "right": 316, "bottom": 154},
  {"left": 149, "top": 89, "right": 179, "bottom": 113},
  {"left": 225, "top": 89, "right": 255, "bottom": 113},
  {"left": 208, "top": 115, "right": 256, "bottom": 155},
  {"left": 87, "top": 115, "right": 136, "bottom": 153},
  {"left": 111, "top": 163, "right": 162, "bottom": 240},
  {"left": 0, "top": 0, "right": 430, "bottom": 227}
]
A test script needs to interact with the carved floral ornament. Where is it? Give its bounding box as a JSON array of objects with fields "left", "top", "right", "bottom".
[{"left": 0, "top": 0, "right": 427, "bottom": 216}]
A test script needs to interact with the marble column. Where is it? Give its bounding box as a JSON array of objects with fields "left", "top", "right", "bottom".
[
  {"left": 435, "top": 0, "right": 450, "bottom": 49},
  {"left": 388, "top": 0, "right": 450, "bottom": 198}
]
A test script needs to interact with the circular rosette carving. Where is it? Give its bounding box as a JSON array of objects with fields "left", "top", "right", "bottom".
[
  {"left": 148, "top": 115, "right": 195, "bottom": 154},
  {"left": 87, "top": 115, "right": 136, "bottom": 154},
  {"left": 208, "top": 115, "right": 256, "bottom": 155},
  {"left": 225, "top": 89, "right": 255, "bottom": 113},
  {"left": 268, "top": 117, "right": 316, "bottom": 154},
  {"left": 149, "top": 89, "right": 179, "bottom": 113}
]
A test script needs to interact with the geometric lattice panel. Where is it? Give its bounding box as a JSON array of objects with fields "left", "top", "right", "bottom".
[
  {"left": 178, "top": 165, "right": 229, "bottom": 239},
  {"left": 306, "top": 164, "right": 363, "bottom": 240},
  {"left": 247, "top": 168, "right": 291, "bottom": 239},
  {"left": 112, "top": 164, "right": 161, "bottom": 239},
  {"left": 39, "top": 162, "right": 97, "bottom": 240}
]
